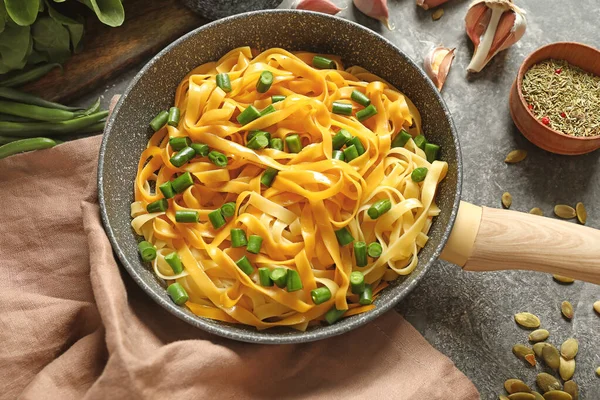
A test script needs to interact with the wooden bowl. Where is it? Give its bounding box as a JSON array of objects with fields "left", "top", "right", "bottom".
[{"left": 509, "top": 42, "right": 600, "bottom": 155}]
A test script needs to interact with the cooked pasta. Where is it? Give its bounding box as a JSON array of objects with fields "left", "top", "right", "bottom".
[{"left": 131, "top": 47, "right": 448, "bottom": 330}]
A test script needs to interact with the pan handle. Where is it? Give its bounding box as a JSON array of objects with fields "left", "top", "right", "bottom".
[{"left": 440, "top": 201, "right": 600, "bottom": 284}]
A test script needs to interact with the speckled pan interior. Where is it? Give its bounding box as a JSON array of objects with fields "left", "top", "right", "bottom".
[{"left": 98, "top": 10, "right": 462, "bottom": 344}]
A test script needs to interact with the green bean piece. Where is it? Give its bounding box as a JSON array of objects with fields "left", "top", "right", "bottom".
[
  {"left": 159, "top": 182, "right": 175, "bottom": 199},
  {"left": 271, "top": 95, "right": 286, "bottom": 103},
  {"left": 0, "top": 137, "right": 57, "bottom": 159},
  {"left": 368, "top": 199, "right": 392, "bottom": 219},
  {"left": 248, "top": 130, "right": 271, "bottom": 142},
  {"left": 424, "top": 143, "right": 440, "bottom": 163},
  {"left": 170, "top": 146, "right": 196, "bottom": 167},
  {"left": 413, "top": 134, "right": 427, "bottom": 150},
  {"left": 147, "top": 198, "right": 169, "bottom": 213},
  {"left": 332, "top": 128, "right": 352, "bottom": 150},
  {"left": 332, "top": 150, "right": 345, "bottom": 161},
  {"left": 171, "top": 172, "right": 194, "bottom": 193},
  {"left": 411, "top": 167, "right": 428, "bottom": 182},
  {"left": 237, "top": 105, "right": 261, "bottom": 125},
  {"left": 0, "top": 100, "right": 76, "bottom": 122},
  {"left": 247, "top": 235, "right": 263, "bottom": 254},
  {"left": 208, "top": 209, "right": 226, "bottom": 229},
  {"left": 351, "top": 90, "right": 371, "bottom": 107},
  {"left": 391, "top": 129, "right": 412, "bottom": 148},
  {"left": 220, "top": 202, "right": 236, "bottom": 218},
  {"left": 169, "top": 137, "right": 191, "bottom": 151},
  {"left": 286, "top": 269, "right": 303, "bottom": 292},
  {"left": 167, "top": 107, "right": 181, "bottom": 127},
  {"left": 0, "top": 113, "right": 35, "bottom": 122},
  {"left": 356, "top": 104, "right": 378, "bottom": 122},
  {"left": 75, "top": 97, "right": 102, "bottom": 117},
  {"left": 311, "top": 286, "right": 332, "bottom": 305},
  {"left": 0, "top": 63, "right": 62, "bottom": 87},
  {"left": 270, "top": 268, "right": 288, "bottom": 288},
  {"left": 167, "top": 283, "right": 189, "bottom": 305},
  {"left": 164, "top": 252, "right": 183, "bottom": 274},
  {"left": 208, "top": 150, "right": 228, "bottom": 168},
  {"left": 77, "top": 121, "right": 106, "bottom": 135},
  {"left": 343, "top": 144, "right": 359, "bottom": 162},
  {"left": 247, "top": 134, "right": 269, "bottom": 150},
  {"left": 359, "top": 284, "right": 373, "bottom": 305},
  {"left": 261, "top": 167, "right": 279, "bottom": 187},
  {"left": 332, "top": 101, "right": 352, "bottom": 116},
  {"left": 175, "top": 210, "right": 199, "bottom": 223},
  {"left": 324, "top": 307, "right": 347, "bottom": 325},
  {"left": 269, "top": 138, "right": 283, "bottom": 150},
  {"left": 312, "top": 56, "right": 336, "bottom": 69},
  {"left": 350, "top": 271, "right": 365, "bottom": 294},
  {"left": 260, "top": 105, "right": 276, "bottom": 117},
  {"left": 285, "top": 134, "right": 302, "bottom": 153},
  {"left": 258, "top": 267, "right": 273, "bottom": 286},
  {"left": 230, "top": 228, "right": 248, "bottom": 248},
  {"left": 335, "top": 227, "right": 354, "bottom": 246},
  {"left": 216, "top": 73, "right": 232, "bottom": 93},
  {"left": 354, "top": 241, "right": 368, "bottom": 267},
  {"left": 367, "top": 242, "right": 383, "bottom": 258},
  {"left": 348, "top": 137, "right": 365, "bottom": 155},
  {"left": 191, "top": 143, "right": 209, "bottom": 157},
  {"left": 256, "top": 71, "right": 274, "bottom": 93},
  {"left": 235, "top": 255, "right": 254, "bottom": 275},
  {"left": 0, "top": 87, "right": 82, "bottom": 111},
  {"left": 0, "top": 111, "right": 109, "bottom": 137},
  {"left": 137, "top": 241, "right": 156, "bottom": 262},
  {"left": 150, "top": 110, "right": 169, "bottom": 132}
]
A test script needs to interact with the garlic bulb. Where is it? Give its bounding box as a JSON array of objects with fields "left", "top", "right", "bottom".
[
  {"left": 465, "top": 0, "right": 526, "bottom": 73},
  {"left": 294, "top": 0, "right": 342, "bottom": 15},
  {"left": 424, "top": 47, "right": 456, "bottom": 91},
  {"left": 353, "top": 0, "right": 392, "bottom": 30},
  {"left": 416, "top": 0, "right": 451, "bottom": 10}
]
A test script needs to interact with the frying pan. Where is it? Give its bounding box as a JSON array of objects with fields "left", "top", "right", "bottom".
[{"left": 98, "top": 10, "right": 600, "bottom": 345}]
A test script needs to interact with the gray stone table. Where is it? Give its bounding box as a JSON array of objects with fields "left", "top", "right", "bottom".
[{"left": 79, "top": 0, "right": 600, "bottom": 398}]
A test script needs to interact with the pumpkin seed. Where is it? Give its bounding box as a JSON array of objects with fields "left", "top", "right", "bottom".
[
  {"left": 509, "top": 394, "right": 535, "bottom": 400},
  {"left": 502, "top": 192, "right": 513, "bottom": 208},
  {"left": 596, "top": 366, "right": 600, "bottom": 376},
  {"left": 560, "top": 338, "right": 578, "bottom": 360},
  {"left": 553, "top": 275, "right": 574, "bottom": 284},
  {"left": 533, "top": 342, "right": 549, "bottom": 357},
  {"left": 529, "top": 207, "right": 543, "bottom": 216},
  {"left": 528, "top": 329, "right": 550, "bottom": 342},
  {"left": 542, "top": 344, "right": 561, "bottom": 370},
  {"left": 542, "top": 391, "right": 572, "bottom": 400},
  {"left": 593, "top": 300, "right": 600, "bottom": 314},
  {"left": 563, "top": 380, "right": 578, "bottom": 400},
  {"left": 532, "top": 392, "right": 544, "bottom": 400},
  {"left": 432, "top": 8, "right": 444, "bottom": 20},
  {"left": 505, "top": 149, "right": 528, "bottom": 163},
  {"left": 505, "top": 378, "right": 531, "bottom": 393},
  {"left": 575, "top": 202, "right": 586, "bottom": 224},
  {"left": 513, "top": 344, "right": 536, "bottom": 366},
  {"left": 537, "top": 372, "right": 563, "bottom": 392},
  {"left": 561, "top": 301, "right": 574, "bottom": 319},
  {"left": 559, "top": 357, "right": 576, "bottom": 381},
  {"left": 554, "top": 205, "right": 576, "bottom": 219},
  {"left": 500, "top": 396, "right": 511, "bottom": 400},
  {"left": 515, "top": 312, "right": 541, "bottom": 329}
]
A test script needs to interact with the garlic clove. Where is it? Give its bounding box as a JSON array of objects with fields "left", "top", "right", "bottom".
[
  {"left": 424, "top": 47, "right": 456, "bottom": 91},
  {"left": 465, "top": 0, "right": 527, "bottom": 73},
  {"left": 416, "top": 0, "right": 451, "bottom": 10},
  {"left": 353, "top": 0, "right": 393, "bottom": 30},
  {"left": 294, "top": 0, "right": 342, "bottom": 15}
]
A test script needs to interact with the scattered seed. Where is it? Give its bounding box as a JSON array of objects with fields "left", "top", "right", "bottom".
[
  {"left": 560, "top": 338, "right": 578, "bottom": 360},
  {"left": 594, "top": 301, "right": 600, "bottom": 314},
  {"left": 509, "top": 394, "right": 535, "bottom": 400},
  {"left": 563, "top": 380, "right": 578, "bottom": 400},
  {"left": 537, "top": 372, "right": 563, "bottom": 392},
  {"left": 525, "top": 354, "right": 537, "bottom": 367},
  {"left": 502, "top": 192, "right": 513, "bottom": 208},
  {"left": 554, "top": 205, "right": 576, "bottom": 219},
  {"left": 432, "top": 8, "right": 444, "bottom": 20},
  {"left": 530, "top": 207, "right": 543, "bottom": 216},
  {"left": 532, "top": 392, "right": 544, "bottom": 400},
  {"left": 596, "top": 366, "right": 600, "bottom": 376},
  {"left": 575, "top": 202, "right": 586, "bottom": 224},
  {"left": 542, "top": 344, "right": 561, "bottom": 370},
  {"left": 559, "top": 357, "right": 576, "bottom": 381},
  {"left": 533, "top": 342, "right": 549, "bottom": 358},
  {"left": 500, "top": 396, "right": 511, "bottom": 400},
  {"left": 542, "top": 390, "right": 573, "bottom": 400},
  {"left": 561, "top": 301, "right": 574, "bottom": 319},
  {"left": 553, "top": 275, "right": 575, "bottom": 284},
  {"left": 513, "top": 344, "right": 536, "bottom": 366},
  {"left": 515, "top": 312, "right": 541, "bottom": 329},
  {"left": 528, "top": 329, "right": 550, "bottom": 342},
  {"left": 505, "top": 149, "right": 528, "bottom": 163},
  {"left": 505, "top": 378, "right": 531, "bottom": 393}
]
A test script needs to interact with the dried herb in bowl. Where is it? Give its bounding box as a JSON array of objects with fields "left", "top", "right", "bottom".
[{"left": 522, "top": 59, "right": 600, "bottom": 137}]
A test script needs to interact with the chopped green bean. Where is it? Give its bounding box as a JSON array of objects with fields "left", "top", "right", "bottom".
[
  {"left": 167, "top": 283, "right": 188, "bottom": 305},
  {"left": 230, "top": 228, "right": 248, "bottom": 248},
  {"left": 256, "top": 71, "right": 274, "bottom": 93},
  {"left": 368, "top": 199, "right": 392, "bottom": 219},
  {"left": 208, "top": 209, "right": 226, "bottom": 229},
  {"left": 147, "top": 198, "right": 169, "bottom": 213},
  {"left": 391, "top": 130, "right": 412, "bottom": 148},
  {"left": 351, "top": 90, "right": 371, "bottom": 107},
  {"left": 258, "top": 267, "right": 273, "bottom": 286},
  {"left": 350, "top": 271, "right": 365, "bottom": 294},
  {"left": 191, "top": 143, "right": 209, "bottom": 157},
  {"left": 261, "top": 167, "right": 278, "bottom": 187},
  {"left": 311, "top": 287, "right": 331, "bottom": 305},
  {"left": 343, "top": 144, "right": 359, "bottom": 162},
  {"left": 271, "top": 95, "right": 286, "bottom": 103},
  {"left": 335, "top": 227, "right": 354, "bottom": 246},
  {"left": 413, "top": 134, "right": 427, "bottom": 150},
  {"left": 269, "top": 138, "right": 283, "bottom": 150},
  {"left": 150, "top": 110, "right": 169, "bottom": 131},
  {"left": 285, "top": 134, "right": 302, "bottom": 153},
  {"left": 175, "top": 210, "right": 199, "bottom": 223},
  {"left": 359, "top": 284, "right": 373, "bottom": 305},
  {"left": 208, "top": 150, "right": 228, "bottom": 167},
  {"left": 312, "top": 56, "right": 336, "bottom": 69},
  {"left": 167, "top": 107, "right": 180, "bottom": 126},
  {"left": 164, "top": 252, "right": 183, "bottom": 274},
  {"left": 286, "top": 269, "right": 303, "bottom": 292},
  {"left": 235, "top": 255, "right": 254, "bottom": 275},
  {"left": 0, "top": 137, "right": 57, "bottom": 159},
  {"left": 159, "top": 181, "right": 175, "bottom": 199},
  {"left": 260, "top": 105, "right": 276, "bottom": 117},
  {"left": 170, "top": 146, "right": 196, "bottom": 167},
  {"left": 220, "top": 202, "right": 236, "bottom": 218},
  {"left": 347, "top": 137, "right": 365, "bottom": 155},
  {"left": 216, "top": 73, "right": 232, "bottom": 92},
  {"left": 137, "top": 241, "right": 156, "bottom": 262},
  {"left": 169, "top": 136, "right": 191, "bottom": 151},
  {"left": 248, "top": 130, "right": 271, "bottom": 142},
  {"left": 425, "top": 143, "right": 440, "bottom": 163},
  {"left": 332, "top": 101, "right": 352, "bottom": 115},
  {"left": 367, "top": 242, "right": 383, "bottom": 258},
  {"left": 270, "top": 268, "right": 288, "bottom": 288},
  {"left": 354, "top": 241, "right": 368, "bottom": 267},
  {"left": 237, "top": 105, "right": 261, "bottom": 125},
  {"left": 332, "top": 150, "right": 345, "bottom": 161},
  {"left": 356, "top": 104, "right": 377, "bottom": 122},
  {"left": 411, "top": 167, "right": 428, "bottom": 182},
  {"left": 332, "top": 128, "right": 352, "bottom": 150},
  {"left": 247, "top": 134, "right": 269, "bottom": 150},
  {"left": 324, "top": 307, "right": 347, "bottom": 325},
  {"left": 171, "top": 172, "right": 194, "bottom": 193},
  {"left": 247, "top": 235, "right": 263, "bottom": 254}
]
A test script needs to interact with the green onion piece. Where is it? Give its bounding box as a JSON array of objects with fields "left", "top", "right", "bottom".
[
  {"left": 208, "top": 150, "right": 228, "bottom": 168},
  {"left": 356, "top": 104, "right": 378, "bottom": 122},
  {"left": 359, "top": 284, "right": 373, "bottom": 305},
  {"left": 248, "top": 130, "right": 271, "bottom": 141},
  {"left": 350, "top": 271, "right": 365, "bottom": 294},
  {"left": 167, "top": 107, "right": 180, "bottom": 127},
  {"left": 312, "top": 55, "right": 336, "bottom": 69},
  {"left": 271, "top": 95, "right": 286, "bottom": 103},
  {"left": 164, "top": 252, "right": 183, "bottom": 274},
  {"left": 413, "top": 134, "right": 427, "bottom": 150},
  {"left": 137, "top": 241, "right": 156, "bottom": 262},
  {"left": 159, "top": 181, "right": 175, "bottom": 199},
  {"left": 230, "top": 228, "right": 248, "bottom": 248},
  {"left": 368, "top": 199, "right": 392, "bottom": 219},
  {"left": 171, "top": 172, "right": 194, "bottom": 193},
  {"left": 348, "top": 136, "right": 365, "bottom": 155},
  {"left": 332, "top": 101, "right": 352, "bottom": 116},
  {"left": 170, "top": 146, "right": 196, "bottom": 167},
  {"left": 286, "top": 269, "right": 303, "bottom": 292},
  {"left": 235, "top": 255, "right": 254, "bottom": 275},
  {"left": 167, "top": 283, "right": 189, "bottom": 305},
  {"left": 175, "top": 210, "right": 199, "bottom": 223},
  {"left": 220, "top": 202, "right": 236, "bottom": 218},
  {"left": 261, "top": 167, "right": 279, "bottom": 187},
  {"left": 354, "top": 241, "right": 368, "bottom": 267},
  {"left": 332, "top": 150, "right": 345, "bottom": 161},
  {"left": 237, "top": 105, "right": 261, "bottom": 125},
  {"left": 324, "top": 307, "right": 347, "bottom": 325},
  {"left": 367, "top": 242, "right": 383, "bottom": 258},
  {"left": 247, "top": 235, "right": 263, "bottom": 254},
  {"left": 424, "top": 143, "right": 440, "bottom": 163},
  {"left": 260, "top": 105, "right": 276, "bottom": 117},
  {"left": 351, "top": 90, "right": 371, "bottom": 107},
  {"left": 256, "top": 71, "right": 274, "bottom": 93},
  {"left": 269, "top": 138, "right": 283, "bottom": 150},
  {"left": 147, "top": 198, "right": 168, "bottom": 213},
  {"left": 411, "top": 167, "right": 428, "bottom": 182},
  {"left": 311, "top": 286, "right": 331, "bottom": 305},
  {"left": 208, "top": 209, "right": 226, "bottom": 229},
  {"left": 190, "top": 143, "right": 209, "bottom": 157},
  {"left": 169, "top": 136, "right": 191, "bottom": 151},
  {"left": 335, "top": 227, "right": 354, "bottom": 246},
  {"left": 391, "top": 130, "right": 412, "bottom": 148},
  {"left": 247, "top": 134, "right": 269, "bottom": 150},
  {"left": 270, "top": 268, "right": 288, "bottom": 288},
  {"left": 343, "top": 144, "right": 359, "bottom": 162},
  {"left": 285, "top": 134, "right": 303, "bottom": 153},
  {"left": 150, "top": 110, "right": 168, "bottom": 131},
  {"left": 216, "top": 73, "right": 232, "bottom": 92},
  {"left": 258, "top": 267, "right": 273, "bottom": 286},
  {"left": 332, "top": 128, "right": 352, "bottom": 150}
]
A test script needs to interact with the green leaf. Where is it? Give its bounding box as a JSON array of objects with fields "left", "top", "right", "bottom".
[
  {"left": 0, "top": 2, "right": 7, "bottom": 34},
  {"left": 0, "top": 22, "right": 31, "bottom": 69},
  {"left": 32, "top": 16, "right": 70, "bottom": 63},
  {"left": 46, "top": 1, "right": 85, "bottom": 52},
  {"left": 5, "top": 0, "right": 40, "bottom": 27},
  {"left": 67, "top": 23, "right": 84, "bottom": 52},
  {"left": 78, "top": 0, "right": 124, "bottom": 27}
]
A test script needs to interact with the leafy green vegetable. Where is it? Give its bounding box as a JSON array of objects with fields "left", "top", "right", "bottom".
[
  {"left": 47, "top": 3, "right": 85, "bottom": 51},
  {"left": 32, "top": 16, "right": 71, "bottom": 63},
  {"left": 5, "top": 0, "right": 40, "bottom": 27},
  {"left": 0, "top": 23, "right": 31, "bottom": 72},
  {"left": 78, "top": 0, "right": 124, "bottom": 27},
  {"left": 0, "top": 2, "right": 8, "bottom": 34}
]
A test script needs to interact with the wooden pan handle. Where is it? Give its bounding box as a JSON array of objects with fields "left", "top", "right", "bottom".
[{"left": 440, "top": 201, "right": 600, "bottom": 284}]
